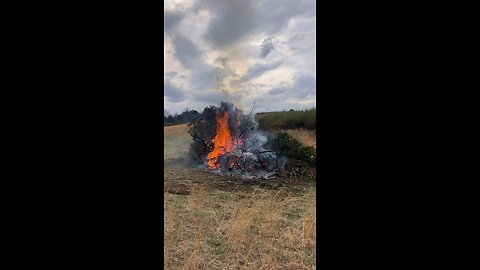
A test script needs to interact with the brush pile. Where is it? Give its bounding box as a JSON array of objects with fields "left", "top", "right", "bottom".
[{"left": 187, "top": 102, "right": 285, "bottom": 180}]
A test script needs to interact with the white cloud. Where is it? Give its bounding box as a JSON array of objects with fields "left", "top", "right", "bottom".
[{"left": 164, "top": 0, "right": 316, "bottom": 114}]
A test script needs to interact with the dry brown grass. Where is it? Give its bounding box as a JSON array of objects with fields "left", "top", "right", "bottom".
[
  {"left": 283, "top": 129, "right": 316, "bottom": 149},
  {"left": 164, "top": 124, "right": 191, "bottom": 159},
  {"left": 164, "top": 123, "right": 316, "bottom": 269},
  {"left": 164, "top": 187, "right": 316, "bottom": 269}
]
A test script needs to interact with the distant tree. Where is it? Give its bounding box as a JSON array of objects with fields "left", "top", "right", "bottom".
[{"left": 164, "top": 108, "right": 204, "bottom": 126}]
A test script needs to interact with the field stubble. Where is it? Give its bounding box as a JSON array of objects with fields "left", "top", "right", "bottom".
[{"left": 164, "top": 124, "right": 316, "bottom": 269}]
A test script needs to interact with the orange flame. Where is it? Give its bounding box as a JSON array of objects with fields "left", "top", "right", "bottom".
[{"left": 207, "top": 110, "right": 242, "bottom": 169}]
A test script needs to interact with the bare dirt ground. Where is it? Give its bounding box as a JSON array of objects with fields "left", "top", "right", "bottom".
[{"left": 164, "top": 124, "right": 316, "bottom": 269}]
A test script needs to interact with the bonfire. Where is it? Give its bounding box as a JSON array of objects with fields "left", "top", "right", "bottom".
[{"left": 188, "top": 102, "right": 285, "bottom": 180}]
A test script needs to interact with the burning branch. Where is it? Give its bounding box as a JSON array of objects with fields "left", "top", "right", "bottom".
[
  {"left": 237, "top": 102, "right": 256, "bottom": 141},
  {"left": 187, "top": 102, "right": 285, "bottom": 180}
]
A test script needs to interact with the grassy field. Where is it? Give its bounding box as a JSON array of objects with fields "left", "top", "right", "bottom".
[
  {"left": 164, "top": 124, "right": 316, "bottom": 269},
  {"left": 164, "top": 124, "right": 191, "bottom": 159},
  {"left": 256, "top": 109, "right": 316, "bottom": 131},
  {"left": 256, "top": 110, "right": 316, "bottom": 149},
  {"left": 283, "top": 129, "right": 316, "bottom": 149}
]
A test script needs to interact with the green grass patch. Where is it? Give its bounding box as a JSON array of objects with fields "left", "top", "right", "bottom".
[{"left": 256, "top": 108, "right": 316, "bottom": 131}]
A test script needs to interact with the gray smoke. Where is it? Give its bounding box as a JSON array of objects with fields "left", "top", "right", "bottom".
[{"left": 208, "top": 104, "right": 286, "bottom": 180}]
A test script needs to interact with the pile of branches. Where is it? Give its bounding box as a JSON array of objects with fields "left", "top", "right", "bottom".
[
  {"left": 187, "top": 102, "right": 256, "bottom": 164},
  {"left": 187, "top": 102, "right": 285, "bottom": 179}
]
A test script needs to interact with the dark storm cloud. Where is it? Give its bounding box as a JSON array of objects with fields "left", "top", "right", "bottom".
[
  {"left": 171, "top": 33, "right": 204, "bottom": 69},
  {"left": 164, "top": 10, "right": 184, "bottom": 33},
  {"left": 164, "top": 80, "right": 185, "bottom": 103},
  {"left": 268, "top": 87, "right": 288, "bottom": 95},
  {"left": 240, "top": 60, "right": 283, "bottom": 82},
  {"left": 267, "top": 73, "right": 316, "bottom": 98},
  {"left": 165, "top": 71, "right": 178, "bottom": 78},
  {"left": 164, "top": 0, "right": 316, "bottom": 114},
  {"left": 194, "top": 0, "right": 315, "bottom": 49},
  {"left": 198, "top": 0, "right": 257, "bottom": 49},
  {"left": 292, "top": 73, "right": 316, "bottom": 95},
  {"left": 164, "top": 5, "right": 205, "bottom": 70},
  {"left": 259, "top": 37, "right": 275, "bottom": 58},
  {"left": 256, "top": 0, "right": 316, "bottom": 34}
]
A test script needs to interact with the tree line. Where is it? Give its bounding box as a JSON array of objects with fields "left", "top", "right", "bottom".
[
  {"left": 164, "top": 109, "right": 202, "bottom": 126},
  {"left": 165, "top": 107, "right": 317, "bottom": 129}
]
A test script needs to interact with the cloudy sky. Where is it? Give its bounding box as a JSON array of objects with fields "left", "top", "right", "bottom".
[{"left": 164, "top": 0, "right": 316, "bottom": 114}]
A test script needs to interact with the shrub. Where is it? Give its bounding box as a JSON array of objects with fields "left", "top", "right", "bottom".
[
  {"left": 186, "top": 106, "right": 217, "bottom": 163},
  {"left": 272, "top": 132, "right": 316, "bottom": 166}
]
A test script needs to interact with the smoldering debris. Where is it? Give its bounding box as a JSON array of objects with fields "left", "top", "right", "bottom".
[{"left": 187, "top": 102, "right": 285, "bottom": 180}]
